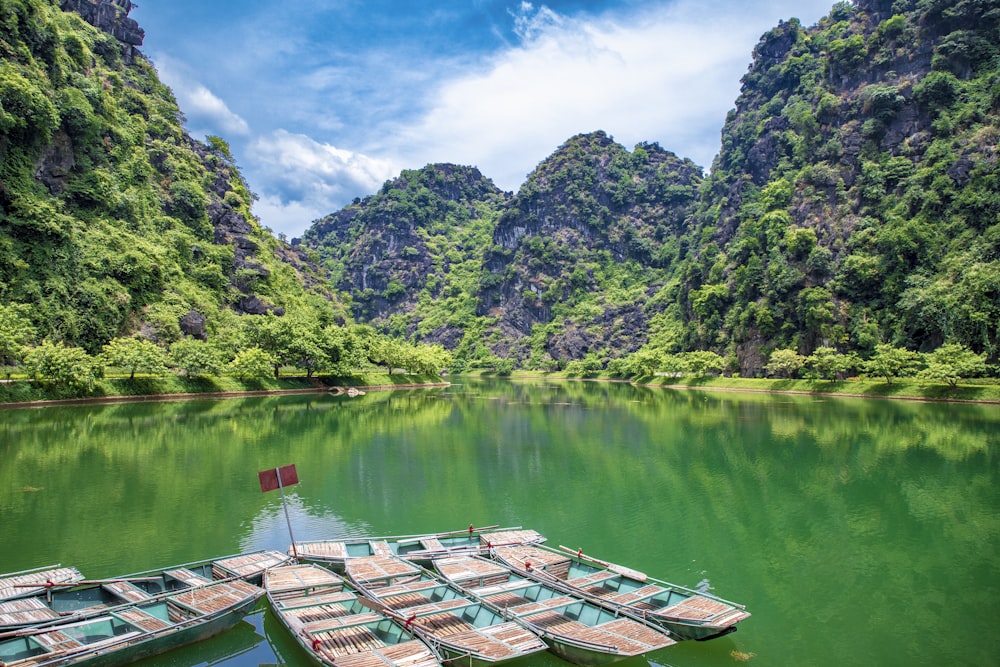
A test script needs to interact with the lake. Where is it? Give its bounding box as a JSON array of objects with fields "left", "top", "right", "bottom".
[{"left": 1, "top": 378, "right": 997, "bottom": 666}]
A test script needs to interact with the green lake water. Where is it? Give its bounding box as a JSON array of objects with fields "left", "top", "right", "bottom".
[{"left": 1, "top": 379, "right": 997, "bottom": 666}]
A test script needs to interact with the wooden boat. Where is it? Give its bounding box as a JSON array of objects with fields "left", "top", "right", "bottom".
[
  {"left": 1, "top": 567, "right": 85, "bottom": 603},
  {"left": 0, "top": 550, "right": 289, "bottom": 631},
  {"left": 344, "top": 556, "right": 547, "bottom": 667},
  {"left": 292, "top": 526, "right": 546, "bottom": 572},
  {"left": 0, "top": 577, "right": 263, "bottom": 667},
  {"left": 433, "top": 555, "right": 676, "bottom": 666},
  {"left": 264, "top": 562, "right": 442, "bottom": 667},
  {"left": 492, "top": 544, "right": 749, "bottom": 641}
]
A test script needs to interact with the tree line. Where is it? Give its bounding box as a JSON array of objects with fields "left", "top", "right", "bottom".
[{"left": 0, "top": 304, "right": 452, "bottom": 391}]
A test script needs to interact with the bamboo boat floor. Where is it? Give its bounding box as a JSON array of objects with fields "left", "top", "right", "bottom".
[
  {"left": 524, "top": 611, "right": 675, "bottom": 654},
  {"left": 0, "top": 597, "right": 61, "bottom": 626},
  {"left": 656, "top": 596, "right": 751, "bottom": 626},
  {"left": 0, "top": 567, "right": 83, "bottom": 601}
]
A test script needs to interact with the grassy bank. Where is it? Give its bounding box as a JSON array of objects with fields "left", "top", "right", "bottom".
[
  {"left": 462, "top": 371, "right": 1000, "bottom": 403},
  {"left": 0, "top": 373, "right": 446, "bottom": 406}
]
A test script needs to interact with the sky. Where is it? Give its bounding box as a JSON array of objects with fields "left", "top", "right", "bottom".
[{"left": 130, "top": 0, "right": 836, "bottom": 239}]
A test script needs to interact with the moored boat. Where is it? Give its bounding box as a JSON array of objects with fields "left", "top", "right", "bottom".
[
  {"left": 493, "top": 544, "right": 749, "bottom": 641},
  {"left": 0, "top": 577, "right": 263, "bottom": 667},
  {"left": 433, "top": 555, "right": 676, "bottom": 666},
  {"left": 0, "top": 550, "right": 289, "bottom": 631},
  {"left": 292, "top": 526, "right": 546, "bottom": 572},
  {"left": 264, "top": 563, "right": 442, "bottom": 667},
  {"left": 345, "top": 556, "right": 547, "bottom": 667}
]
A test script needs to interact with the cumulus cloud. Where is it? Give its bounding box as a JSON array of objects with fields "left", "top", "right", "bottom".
[
  {"left": 153, "top": 55, "right": 250, "bottom": 137},
  {"left": 245, "top": 130, "right": 399, "bottom": 235},
  {"left": 392, "top": 0, "right": 830, "bottom": 189}
]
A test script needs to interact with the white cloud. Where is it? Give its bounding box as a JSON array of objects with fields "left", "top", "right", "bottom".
[
  {"left": 153, "top": 55, "right": 250, "bottom": 136},
  {"left": 391, "top": 0, "right": 832, "bottom": 189},
  {"left": 245, "top": 130, "right": 399, "bottom": 237}
]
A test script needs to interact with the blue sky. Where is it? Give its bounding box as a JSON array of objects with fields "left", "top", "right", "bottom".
[{"left": 132, "top": 0, "right": 835, "bottom": 239}]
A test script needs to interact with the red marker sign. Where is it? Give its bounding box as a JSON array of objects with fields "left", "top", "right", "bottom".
[{"left": 258, "top": 464, "right": 298, "bottom": 493}]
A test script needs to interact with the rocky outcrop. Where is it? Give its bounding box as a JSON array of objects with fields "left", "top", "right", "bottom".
[{"left": 60, "top": 0, "right": 144, "bottom": 62}]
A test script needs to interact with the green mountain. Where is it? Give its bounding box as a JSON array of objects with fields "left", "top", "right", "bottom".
[
  {"left": 1, "top": 0, "right": 342, "bottom": 356},
  {"left": 3, "top": 0, "right": 997, "bottom": 378},
  {"left": 304, "top": 0, "right": 1000, "bottom": 373}
]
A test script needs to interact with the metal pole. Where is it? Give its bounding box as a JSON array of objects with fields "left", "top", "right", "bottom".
[{"left": 277, "top": 468, "right": 299, "bottom": 561}]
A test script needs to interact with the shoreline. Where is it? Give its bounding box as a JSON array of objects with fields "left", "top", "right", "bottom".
[
  {"left": 2, "top": 375, "right": 999, "bottom": 408},
  {"left": 0, "top": 382, "right": 451, "bottom": 410}
]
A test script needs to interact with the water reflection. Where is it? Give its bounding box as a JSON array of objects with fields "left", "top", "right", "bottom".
[{"left": 1, "top": 381, "right": 998, "bottom": 666}]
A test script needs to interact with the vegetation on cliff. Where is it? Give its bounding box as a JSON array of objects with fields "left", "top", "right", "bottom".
[
  {"left": 0, "top": 0, "right": 450, "bottom": 396},
  {"left": 303, "top": 0, "right": 999, "bottom": 379}
]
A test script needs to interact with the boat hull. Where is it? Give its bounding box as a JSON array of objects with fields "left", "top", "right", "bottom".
[{"left": 59, "top": 596, "right": 258, "bottom": 667}]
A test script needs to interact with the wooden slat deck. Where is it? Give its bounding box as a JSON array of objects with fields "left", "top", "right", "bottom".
[
  {"left": 170, "top": 581, "right": 259, "bottom": 615},
  {"left": 419, "top": 614, "right": 545, "bottom": 660},
  {"left": 373, "top": 579, "right": 440, "bottom": 599},
  {"left": 604, "top": 584, "right": 665, "bottom": 605},
  {"left": 113, "top": 606, "right": 171, "bottom": 632},
  {"left": 279, "top": 590, "right": 357, "bottom": 610},
  {"left": 1, "top": 567, "right": 83, "bottom": 601},
  {"left": 295, "top": 541, "right": 350, "bottom": 560},
  {"left": 370, "top": 541, "right": 393, "bottom": 557},
  {"left": 0, "top": 597, "right": 60, "bottom": 626},
  {"left": 266, "top": 564, "right": 344, "bottom": 599},
  {"left": 31, "top": 629, "right": 84, "bottom": 652},
  {"left": 102, "top": 581, "right": 152, "bottom": 602},
  {"left": 164, "top": 568, "right": 212, "bottom": 586},
  {"left": 655, "top": 596, "right": 750, "bottom": 626},
  {"left": 419, "top": 537, "right": 445, "bottom": 551},
  {"left": 346, "top": 557, "right": 421, "bottom": 587},
  {"left": 523, "top": 611, "right": 674, "bottom": 654},
  {"left": 479, "top": 530, "right": 545, "bottom": 548},
  {"left": 403, "top": 598, "right": 472, "bottom": 617},
  {"left": 435, "top": 557, "right": 510, "bottom": 588},
  {"left": 331, "top": 639, "right": 440, "bottom": 667},
  {"left": 283, "top": 599, "right": 357, "bottom": 625},
  {"left": 566, "top": 570, "right": 619, "bottom": 589},
  {"left": 303, "top": 612, "right": 382, "bottom": 634},
  {"left": 495, "top": 546, "right": 571, "bottom": 579},
  {"left": 494, "top": 594, "right": 576, "bottom": 616},
  {"left": 214, "top": 551, "right": 290, "bottom": 580}
]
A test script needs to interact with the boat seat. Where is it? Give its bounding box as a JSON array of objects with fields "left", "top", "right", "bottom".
[
  {"left": 0, "top": 597, "right": 60, "bottom": 626},
  {"left": 102, "top": 580, "right": 153, "bottom": 602},
  {"left": 164, "top": 568, "right": 212, "bottom": 586}
]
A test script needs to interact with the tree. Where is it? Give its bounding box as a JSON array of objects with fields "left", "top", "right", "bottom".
[
  {"left": 22, "top": 341, "right": 100, "bottom": 393},
  {"left": 0, "top": 304, "right": 37, "bottom": 378},
  {"left": 243, "top": 314, "right": 297, "bottom": 378},
  {"left": 100, "top": 337, "right": 168, "bottom": 379},
  {"left": 681, "top": 351, "right": 725, "bottom": 376},
  {"left": 804, "top": 346, "right": 859, "bottom": 380},
  {"left": 863, "top": 344, "right": 921, "bottom": 384},
  {"left": 766, "top": 348, "right": 805, "bottom": 378},
  {"left": 170, "top": 339, "right": 224, "bottom": 377},
  {"left": 919, "top": 343, "right": 987, "bottom": 388},
  {"left": 227, "top": 347, "right": 277, "bottom": 380}
]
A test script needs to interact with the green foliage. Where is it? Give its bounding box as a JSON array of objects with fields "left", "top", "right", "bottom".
[
  {"left": 766, "top": 349, "right": 806, "bottom": 378},
  {"left": 864, "top": 344, "right": 922, "bottom": 384},
  {"left": 100, "top": 337, "right": 168, "bottom": 379},
  {"left": 918, "top": 343, "right": 987, "bottom": 387},
  {"left": 22, "top": 340, "right": 100, "bottom": 394},
  {"left": 169, "top": 338, "right": 224, "bottom": 377},
  {"left": 226, "top": 346, "right": 277, "bottom": 380},
  {"left": 0, "top": 303, "right": 37, "bottom": 369}
]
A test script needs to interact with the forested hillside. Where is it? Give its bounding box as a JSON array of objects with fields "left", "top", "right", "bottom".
[
  {"left": 1, "top": 0, "right": 342, "bottom": 354},
  {"left": 305, "top": 0, "right": 999, "bottom": 375},
  {"left": 3, "top": 0, "right": 997, "bottom": 384}
]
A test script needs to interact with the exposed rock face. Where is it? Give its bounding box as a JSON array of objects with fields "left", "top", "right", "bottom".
[
  {"left": 34, "top": 131, "right": 75, "bottom": 194},
  {"left": 179, "top": 310, "right": 207, "bottom": 340},
  {"left": 60, "top": 0, "right": 144, "bottom": 62}
]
